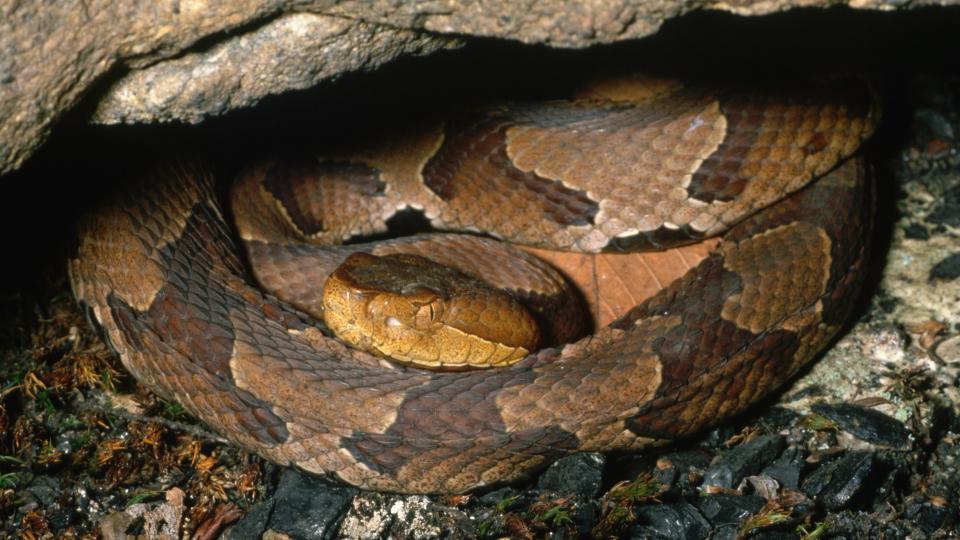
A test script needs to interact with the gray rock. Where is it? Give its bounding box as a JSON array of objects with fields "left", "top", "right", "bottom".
[
  {"left": 2, "top": 0, "right": 278, "bottom": 176},
  {"left": 760, "top": 446, "right": 804, "bottom": 490},
  {"left": 337, "top": 491, "right": 468, "bottom": 539},
  {"left": 631, "top": 501, "right": 711, "bottom": 540},
  {"left": 903, "top": 222, "right": 931, "bottom": 240},
  {"left": 227, "top": 500, "right": 273, "bottom": 540},
  {"left": 802, "top": 452, "right": 874, "bottom": 511},
  {"left": 709, "top": 525, "right": 739, "bottom": 540},
  {"left": 933, "top": 333, "right": 960, "bottom": 363},
  {"left": 696, "top": 493, "right": 765, "bottom": 527},
  {"left": 1, "top": 0, "right": 952, "bottom": 176},
  {"left": 811, "top": 402, "right": 912, "bottom": 448},
  {"left": 24, "top": 475, "right": 60, "bottom": 508},
  {"left": 228, "top": 469, "right": 357, "bottom": 539},
  {"left": 930, "top": 252, "right": 960, "bottom": 281},
  {"left": 652, "top": 450, "right": 712, "bottom": 496},
  {"left": 537, "top": 452, "right": 605, "bottom": 497},
  {"left": 100, "top": 488, "right": 185, "bottom": 540},
  {"left": 702, "top": 435, "right": 785, "bottom": 489},
  {"left": 90, "top": 14, "right": 455, "bottom": 125},
  {"left": 905, "top": 499, "right": 959, "bottom": 534}
]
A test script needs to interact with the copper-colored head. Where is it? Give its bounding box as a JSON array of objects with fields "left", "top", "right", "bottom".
[{"left": 321, "top": 252, "right": 539, "bottom": 369}]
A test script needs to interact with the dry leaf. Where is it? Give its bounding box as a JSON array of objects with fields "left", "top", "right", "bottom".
[
  {"left": 903, "top": 319, "right": 946, "bottom": 349},
  {"left": 523, "top": 239, "right": 719, "bottom": 328}
]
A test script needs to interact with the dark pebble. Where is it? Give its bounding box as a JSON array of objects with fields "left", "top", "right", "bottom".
[
  {"left": 929, "top": 201, "right": 960, "bottom": 229},
  {"left": 570, "top": 498, "right": 600, "bottom": 538},
  {"left": 802, "top": 452, "right": 873, "bottom": 511},
  {"left": 906, "top": 500, "right": 959, "bottom": 534},
  {"left": 876, "top": 294, "right": 898, "bottom": 314},
  {"left": 811, "top": 403, "right": 911, "bottom": 448},
  {"left": 25, "top": 475, "right": 60, "bottom": 508},
  {"left": 654, "top": 450, "right": 712, "bottom": 495},
  {"left": 709, "top": 525, "right": 738, "bottom": 540},
  {"left": 227, "top": 500, "right": 272, "bottom": 539},
  {"left": 696, "top": 493, "right": 765, "bottom": 526},
  {"left": 930, "top": 252, "right": 960, "bottom": 280},
  {"left": 537, "top": 452, "right": 605, "bottom": 497},
  {"left": 45, "top": 506, "right": 76, "bottom": 531},
  {"left": 27, "top": 477, "right": 75, "bottom": 531},
  {"left": 630, "top": 501, "right": 711, "bottom": 539},
  {"left": 860, "top": 457, "right": 907, "bottom": 515},
  {"left": 914, "top": 107, "right": 955, "bottom": 138},
  {"left": 760, "top": 446, "right": 804, "bottom": 490},
  {"left": 698, "top": 425, "right": 740, "bottom": 450},
  {"left": 477, "top": 486, "right": 519, "bottom": 507},
  {"left": 702, "top": 435, "right": 785, "bottom": 489},
  {"left": 228, "top": 469, "right": 357, "bottom": 539},
  {"left": 903, "top": 222, "right": 931, "bottom": 240},
  {"left": 758, "top": 407, "right": 802, "bottom": 432}
]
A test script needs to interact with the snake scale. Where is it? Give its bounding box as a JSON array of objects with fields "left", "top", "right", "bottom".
[{"left": 69, "top": 76, "right": 879, "bottom": 493}]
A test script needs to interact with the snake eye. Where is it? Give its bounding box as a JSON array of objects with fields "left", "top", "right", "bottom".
[
  {"left": 411, "top": 296, "right": 444, "bottom": 329},
  {"left": 417, "top": 302, "right": 437, "bottom": 321}
]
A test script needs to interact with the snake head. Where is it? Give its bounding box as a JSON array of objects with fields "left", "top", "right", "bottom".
[{"left": 321, "top": 252, "right": 539, "bottom": 369}]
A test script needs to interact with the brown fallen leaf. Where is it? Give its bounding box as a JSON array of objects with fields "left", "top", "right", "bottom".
[
  {"left": 191, "top": 503, "right": 243, "bottom": 540},
  {"left": 903, "top": 319, "right": 946, "bottom": 349},
  {"left": 523, "top": 239, "right": 719, "bottom": 328}
]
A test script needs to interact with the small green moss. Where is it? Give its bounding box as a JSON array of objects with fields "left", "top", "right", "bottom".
[
  {"left": 800, "top": 414, "right": 837, "bottom": 432},
  {"left": 608, "top": 474, "right": 661, "bottom": 504},
  {"left": 100, "top": 369, "right": 114, "bottom": 392},
  {"left": 3, "top": 367, "right": 25, "bottom": 389},
  {"left": 34, "top": 388, "right": 57, "bottom": 415},
  {"left": 0, "top": 472, "right": 21, "bottom": 489},
  {"left": 495, "top": 493, "right": 520, "bottom": 512},
  {"left": 160, "top": 400, "right": 187, "bottom": 420},
  {"left": 126, "top": 490, "right": 165, "bottom": 508},
  {"left": 0, "top": 455, "right": 25, "bottom": 466},
  {"left": 476, "top": 518, "right": 494, "bottom": 538},
  {"left": 739, "top": 503, "right": 792, "bottom": 537},
  {"left": 537, "top": 504, "right": 573, "bottom": 528},
  {"left": 798, "top": 519, "right": 830, "bottom": 540},
  {"left": 592, "top": 474, "right": 663, "bottom": 538},
  {"left": 62, "top": 415, "right": 84, "bottom": 430}
]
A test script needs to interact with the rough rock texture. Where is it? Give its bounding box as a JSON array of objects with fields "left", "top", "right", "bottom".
[
  {"left": 2, "top": 0, "right": 959, "bottom": 176},
  {"left": 0, "top": 3, "right": 452, "bottom": 177},
  {"left": 89, "top": 14, "right": 456, "bottom": 125}
]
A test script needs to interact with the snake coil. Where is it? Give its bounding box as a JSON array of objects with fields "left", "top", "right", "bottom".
[{"left": 70, "top": 76, "right": 877, "bottom": 493}]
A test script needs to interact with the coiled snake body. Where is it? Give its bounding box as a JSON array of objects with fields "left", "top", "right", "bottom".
[{"left": 70, "top": 76, "right": 878, "bottom": 493}]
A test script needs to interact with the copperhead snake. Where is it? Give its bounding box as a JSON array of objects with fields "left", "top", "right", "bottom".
[{"left": 69, "top": 75, "right": 879, "bottom": 494}]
